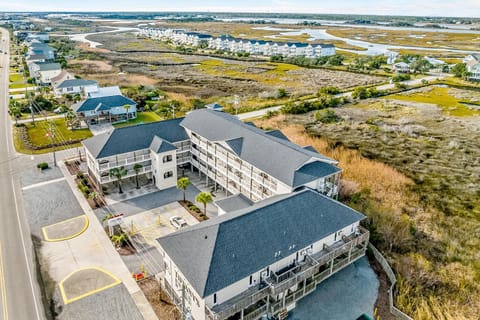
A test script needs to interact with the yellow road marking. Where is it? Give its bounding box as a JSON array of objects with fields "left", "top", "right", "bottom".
[
  {"left": 0, "top": 242, "right": 9, "bottom": 320},
  {"left": 59, "top": 267, "right": 121, "bottom": 305},
  {"left": 41, "top": 215, "right": 89, "bottom": 242}
]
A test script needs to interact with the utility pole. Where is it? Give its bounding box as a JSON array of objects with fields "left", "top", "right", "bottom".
[
  {"left": 30, "top": 104, "right": 35, "bottom": 126},
  {"left": 49, "top": 120, "right": 56, "bottom": 167},
  {"left": 234, "top": 94, "right": 239, "bottom": 116}
]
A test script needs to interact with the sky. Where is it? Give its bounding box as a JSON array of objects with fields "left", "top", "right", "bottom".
[{"left": 1, "top": 0, "right": 480, "bottom": 18}]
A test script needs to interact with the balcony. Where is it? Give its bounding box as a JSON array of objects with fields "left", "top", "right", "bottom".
[
  {"left": 267, "top": 226, "right": 369, "bottom": 296},
  {"left": 100, "top": 165, "right": 152, "bottom": 184},
  {"left": 205, "top": 227, "right": 369, "bottom": 320},
  {"left": 98, "top": 154, "right": 151, "bottom": 171}
]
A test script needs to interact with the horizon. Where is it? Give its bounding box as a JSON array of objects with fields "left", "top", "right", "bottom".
[{"left": 1, "top": 0, "right": 480, "bottom": 18}]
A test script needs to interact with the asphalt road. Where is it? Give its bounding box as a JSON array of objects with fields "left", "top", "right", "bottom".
[{"left": 0, "top": 28, "right": 45, "bottom": 320}]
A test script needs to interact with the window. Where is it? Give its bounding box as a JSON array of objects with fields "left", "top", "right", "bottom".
[
  {"left": 213, "top": 293, "right": 217, "bottom": 304},
  {"left": 164, "top": 171, "right": 173, "bottom": 179},
  {"left": 249, "top": 275, "right": 253, "bottom": 285},
  {"left": 163, "top": 155, "right": 173, "bottom": 163}
]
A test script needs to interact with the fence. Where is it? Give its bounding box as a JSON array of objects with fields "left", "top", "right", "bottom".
[{"left": 368, "top": 243, "right": 413, "bottom": 320}]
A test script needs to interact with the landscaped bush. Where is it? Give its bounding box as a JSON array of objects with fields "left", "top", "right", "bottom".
[
  {"left": 76, "top": 172, "right": 84, "bottom": 179},
  {"left": 37, "top": 162, "right": 49, "bottom": 170}
]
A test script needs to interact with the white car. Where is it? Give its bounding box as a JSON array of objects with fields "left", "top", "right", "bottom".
[{"left": 169, "top": 216, "right": 187, "bottom": 230}]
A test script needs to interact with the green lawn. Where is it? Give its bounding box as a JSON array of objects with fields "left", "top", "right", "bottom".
[
  {"left": 8, "top": 83, "right": 31, "bottom": 89},
  {"left": 113, "top": 112, "right": 162, "bottom": 128},
  {"left": 385, "top": 86, "right": 480, "bottom": 117},
  {"left": 9, "top": 73, "right": 23, "bottom": 83},
  {"left": 14, "top": 118, "right": 93, "bottom": 154}
]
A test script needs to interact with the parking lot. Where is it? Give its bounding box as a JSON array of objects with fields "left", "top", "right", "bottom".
[{"left": 121, "top": 201, "right": 199, "bottom": 253}]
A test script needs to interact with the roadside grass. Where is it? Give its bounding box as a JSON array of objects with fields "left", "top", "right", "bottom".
[
  {"left": 112, "top": 111, "right": 162, "bottom": 128},
  {"left": 8, "top": 83, "right": 30, "bottom": 89},
  {"left": 385, "top": 86, "right": 480, "bottom": 117},
  {"left": 9, "top": 73, "right": 23, "bottom": 82},
  {"left": 14, "top": 118, "right": 92, "bottom": 154},
  {"left": 253, "top": 115, "right": 480, "bottom": 320}
]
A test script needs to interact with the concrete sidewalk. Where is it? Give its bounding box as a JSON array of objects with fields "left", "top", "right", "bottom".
[{"left": 56, "top": 161, "right": 158, "bottom": 320}]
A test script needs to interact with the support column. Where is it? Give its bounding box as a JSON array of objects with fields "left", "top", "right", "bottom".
[
  {"left": 329, "top": 258, "right": 334, "bottom": 273},
  {"left": 240, "top": 308, "right": 244, "bottom": 320}
]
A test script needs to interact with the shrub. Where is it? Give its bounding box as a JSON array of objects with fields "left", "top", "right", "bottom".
[
  {"left": 76, "top": 172, "right": 84, "bottom": 179},
  {"left": 37, "top": 162, "right": 49, "bottom": 170},
  {"left": 315, "top": 109, "right": 342, "bottom": 123}
]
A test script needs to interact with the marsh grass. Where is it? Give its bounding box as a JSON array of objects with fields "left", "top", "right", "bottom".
[{"left": 253, "top": 115, "right": 480, "bottom": 320}]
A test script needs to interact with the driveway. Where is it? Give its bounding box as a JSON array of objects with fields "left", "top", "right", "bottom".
[
  {"left": 288, "top": 257, "right": 378, "bottom": 320},
  {"left": 89, "top": 123, "right": 114, "bottom": 135}
]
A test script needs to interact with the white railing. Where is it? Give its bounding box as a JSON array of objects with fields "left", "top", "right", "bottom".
[
  {"left": 100, "top": 165, "right": 152, "bottom": 183},
  {"left": 99, "top": 154, "right": 151, "bottom": 171}
]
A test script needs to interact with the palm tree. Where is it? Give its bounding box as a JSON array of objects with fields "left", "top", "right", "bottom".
[
  {"left": 111, "top": 233, "right": 127, "bottom": 247},
  {"left": 133, "top": 163, "right": 143, "bottom": 189},
  {"left": 109, "top": 166, "right": 128, "bottom": 193},
  {"left": 177, "top": 177, "right": 191, "bottom": 202},
  {"left": 123, "top": 104, "right": 130, "bottom": 121},
  {"left": 195, "top": 192, "right": 213, "bottom": 216},
  {"left": 65, "top": 109, "right": 77, "bottom": 128},
  {"left": 9, "top": 106, "right": 21, "bottom": 125},
  {"left": 88, "top": 191, "right": 100, "bottom": 208}
]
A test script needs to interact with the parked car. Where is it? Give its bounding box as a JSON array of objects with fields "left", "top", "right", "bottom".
[{"left": 169, "top": 216, "right": 187, "bottom": 230}]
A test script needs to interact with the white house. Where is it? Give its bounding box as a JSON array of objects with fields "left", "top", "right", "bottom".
[
  {"left": 464, "top": 54, "right": 480, "bottom": 80},
  {"left": 82, "top": 109, "right": 341, "bottom": 201},
  {"left": 158, "top": 189, "right": 369, "bottom": 320},
  {"left": 393, "top": 62, "right": 411, "bottom": 73},
  {"left": 34, "top": 62, "right": 62, "bottom": 85},
  {"left": 88, "top": 85, "right": 122, "bottom": 98},
  {"left": 54, "top": 79, "right": 99, "bottom": 96}
]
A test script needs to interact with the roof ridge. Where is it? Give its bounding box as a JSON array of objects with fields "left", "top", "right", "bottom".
[{"left": 205, "top": 110, "right": 335, "bottom": 163}]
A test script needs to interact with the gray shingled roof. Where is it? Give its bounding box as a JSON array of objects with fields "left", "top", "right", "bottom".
[
  {"left": 56, "top": 79, "right": 98, "bottom": 89},
  {"left": 180, "top": 109, "right": 337, "bottom": 187},
  {"left": 293, "top": 161, "right": 342, "bottom": 188},
  {"left": 76, "top": 95, "right": 136, "bottom": 112},
  {"left": 265, "top": 129, "right": 290, "bottom": 141},
  {"left": 37, "top": 62, "right": 61, "bottom": 71},
  {"left": 150, "top": 136, "right": 177, "bottom": 153},
  {"left": 82, "top": 118, "right": 188, "bottom": 159},
  {"left": 214, "top": 193, "right": 254, "bottom": 213},
  {"left": 158, "top": 189, "right": 365, "bottom": 298}
]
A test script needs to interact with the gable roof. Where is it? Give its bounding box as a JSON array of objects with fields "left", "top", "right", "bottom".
[
  {"left": 293, "top": 161, "right": 342, "bottom": 188},
  {"left": 158, "top": 189, "right": 365, "bottom": 298},
  {"left": 82, "top": 118, "right": 189, "bottom": 159},
  {"left": 75, "top": 95, "right": 136, "bottom": 112},
  {"left": 180, "top": 109, "right": 337, "bottom": 187},
  {"left": 265, "top": 129, "right": 290, "bottom": 142},
  {"left": 150, "top": 136, "right": 177, "bottom": 154},
  {"left": 56, "top": 79, "right": 98, "bottom": 89}
]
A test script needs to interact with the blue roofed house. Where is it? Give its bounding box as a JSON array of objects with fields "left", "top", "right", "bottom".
[{"left": 73, "top": 94, "right": 137, "bottom": 125}]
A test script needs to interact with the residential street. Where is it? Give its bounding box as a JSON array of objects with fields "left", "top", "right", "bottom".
[{"left": 0, "top": 28, "right": 45, "bottom": 319}]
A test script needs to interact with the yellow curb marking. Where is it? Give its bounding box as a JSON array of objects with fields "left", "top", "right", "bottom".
[
  {"left": 0, "top": 242, "right": 8, "bottom": 320},
  {"left": 59, "top": 267, "right": 121, "bottom": 305},
  {"left": 41, "top": 215, "right": 89, "bottom": 242}
]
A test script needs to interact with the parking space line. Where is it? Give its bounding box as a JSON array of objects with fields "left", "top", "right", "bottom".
[
  {"left": 41, "top": 215, "right": 89, "bottom": 242},
  {"left": 0, "top": 242, "right": 8, "bottom": 320},
  {"left": 21, "top": 177, "right": 66, "bottom": 191},
  {"left": 59, "top": 267, "right": 122, "bottom": 305}
]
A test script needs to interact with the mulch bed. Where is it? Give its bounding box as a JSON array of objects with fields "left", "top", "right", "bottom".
[
  {"left": 139, "top": 278, "right": 181, "bottom": 320},
  {"left": 178, "top": 200, "right": 208, "bottom": 222}
]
